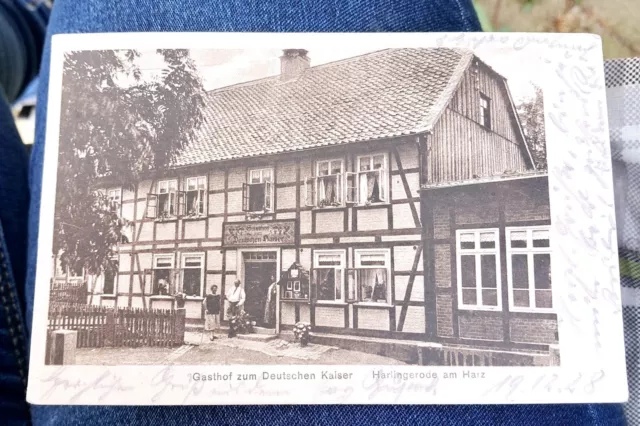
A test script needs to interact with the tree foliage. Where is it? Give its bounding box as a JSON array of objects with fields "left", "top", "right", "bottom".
[
  {"left": 517, "top": 85, "right": 547, "bottom": 170},
  {"left": 54, "top": 49, "right": 205, "bottom": 276}
]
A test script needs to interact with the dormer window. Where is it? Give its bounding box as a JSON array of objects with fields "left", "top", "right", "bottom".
[{"left": 480, "top": 93, "right": 491, "bottom": 129}]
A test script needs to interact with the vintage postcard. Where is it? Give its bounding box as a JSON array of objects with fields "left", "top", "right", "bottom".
[{"left": 27, "top": 32, "right": 627, "bottom": 405}]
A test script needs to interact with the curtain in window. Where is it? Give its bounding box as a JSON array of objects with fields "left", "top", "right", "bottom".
[
  {"left": 359, "top": 269, "right": 386, "bottom": 302},
  {"left": 359, "top": 172, "right": 381, "bottom": 204},
  {"left": 316, "top": 269, "right": 337, "bottom": 300},
  {"left": 318, "top": 176, "right": 338, "bottom": 205}
]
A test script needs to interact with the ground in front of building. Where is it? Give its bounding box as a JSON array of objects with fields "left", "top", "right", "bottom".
[{"left": 74, "top": 331, "right": 406, "bottom": 365}]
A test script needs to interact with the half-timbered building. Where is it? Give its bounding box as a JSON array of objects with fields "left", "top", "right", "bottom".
[{"left": 69, "top": 48, "right": 556, "bottom": 364}]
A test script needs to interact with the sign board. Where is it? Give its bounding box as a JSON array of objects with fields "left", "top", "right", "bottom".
[{"left": 223, "top": 220, "right": 296, "bottom": 247}]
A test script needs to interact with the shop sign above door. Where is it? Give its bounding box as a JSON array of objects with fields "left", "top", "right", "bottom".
[{"left": 223, "top": 220, "right": 296, "bottom": 247}]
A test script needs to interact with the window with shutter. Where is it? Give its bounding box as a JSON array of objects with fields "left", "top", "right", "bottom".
[
  {"left": 152, "top": 254, "right": 175, "bottom": 295},
  {"left": 345, "top": 171, "right": 358, "bottom": 204},
  {"left": 304, "top": 176, "right": 317, "bottom": 207},
  {"left": 185, "top": 176, "right": 207, "bottom": 216},
  {"left": 313, "top": 250, "right": 345, "bottom": 301},
  {"left": 146, "top": 193, "right": 158, "bottom": 218},
  {"left": 246, "top": 168, "right": 274, "bottom": 212},
  {"left": 157, "top": 179, "right": 178, "bottom": 218},
  {"left": 316, "top": 159, "right": 344, "bottom": 207}
]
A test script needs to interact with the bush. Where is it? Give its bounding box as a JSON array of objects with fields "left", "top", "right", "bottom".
[
  {"left": 228, "top": 310, "right": 255, "bottom": 337},
  {"left": 293, "top": 322, "right": 311, "bottom": 347}
]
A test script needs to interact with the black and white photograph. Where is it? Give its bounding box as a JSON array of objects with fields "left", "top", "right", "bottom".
[
  {"left": 27, "top": 33, "right": 629, "bottom": 406},
  {"left": 42, "top": 40, "right": 557, "bottom": 369}
]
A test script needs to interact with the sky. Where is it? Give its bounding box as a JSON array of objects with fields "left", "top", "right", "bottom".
[{"left": 134, "top": 46, "right": 544, "bottom": 104}]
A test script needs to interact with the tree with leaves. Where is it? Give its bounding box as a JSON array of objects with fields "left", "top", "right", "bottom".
[
  {"left": 54, "top": 49, "right": 205, "bottom": 284},
  {"left": 517, "top": 84, "right": 547, "bottom": 170}
]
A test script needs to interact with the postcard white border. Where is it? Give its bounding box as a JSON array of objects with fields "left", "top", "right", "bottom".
[{"left": 27, "top": 32, "right": 627, "bottom": 405}]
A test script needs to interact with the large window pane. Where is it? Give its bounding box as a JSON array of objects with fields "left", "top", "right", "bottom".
[
  {"left": 460, "top": 256, "right": 476, "bottom": 288},
  {"left": 183, "top": 269, "right": 201, "bottom": 296},
  {"left": 482, "top": 289, "right": 498, "bottom": 306},
  {"left": 481, "top": 255, "right": 497, "bottom": 289},
  {"left": 535, "top": 290, "right": 553, "bottom": 308},
  {"left": 511, "top": 254, "right": 529, "bottom": 289},
  {"left": 513, "top": 289, "right": 529, "bottom": 307},
  {"left": 316, "top": 269, "right": 337, "bottom": 301},
  {"left": 462, "top": 288, "right": 478, "bottom": 305},
  {"left": 248, "top": 184, "right": 265, "bottom": 211},
  {"left": 534, "top": 254, "right": 551, "bottom": 289},
  {"left": 318, "top": 175, "right": 341, "bottom": 206},
  {"left": 358, "top": 268, "right": 387, "bottom": 303},
  {"left": 153, "top": 269, "right": 171, "bottom": 295},
  {"left": 462, "top": 288, "right": 477, "bottom": 305}
]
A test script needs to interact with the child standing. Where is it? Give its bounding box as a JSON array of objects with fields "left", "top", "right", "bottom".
[{"left": 203, "top": 285, "right": 221, "bottom": 341}]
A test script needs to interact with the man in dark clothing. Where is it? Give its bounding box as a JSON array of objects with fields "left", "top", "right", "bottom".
[{"left": 202, "top": 285, "right": 221, "bottom": 341}]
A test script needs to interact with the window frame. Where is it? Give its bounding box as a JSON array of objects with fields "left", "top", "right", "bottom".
[
  {"left": 506, "top": 226, "right": 553, "bottom": 313},
  {"left": 106, "top": 187, "right": 122, "bottom": 215},
  {"left": 180, "top": 252, "right": 205, "bottom": 298},
  {"left": 479, "top": 93, "right": 491, "bottom": 130},
  {"left": 352, "top": 248, "right": 392, "bottom": 305},
  {"left": 353, "top": 153, "right": 389, "bottom": 205},
  {"left": 156, "top": 179, "right": 180, "bottom": 218},
  {"left": 244, "top": 167, "right": 274, "bottom": 213},
  {"left": 306, "top": 159, "right": 345, "bottom": 208},
  {"left": 313, "top": 249, "right": 346, "bottom": 303},
  {"left": 455, "top": 228, "right": 502, "bottom": 311},
  {"left": 152, "top": 253, "right": 175, "bottom": 295},
  {"left": 185, "top": 176, "right": 208, "bottom": 217}
]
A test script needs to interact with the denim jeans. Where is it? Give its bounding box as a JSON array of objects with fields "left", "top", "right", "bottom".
[{"left": 0, "top": 0, "right": 626, "bottom": 424}]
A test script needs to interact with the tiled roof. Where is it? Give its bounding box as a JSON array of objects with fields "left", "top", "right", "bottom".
[{"left": 174, "top": 48, "right": 474, "bottom": 167}]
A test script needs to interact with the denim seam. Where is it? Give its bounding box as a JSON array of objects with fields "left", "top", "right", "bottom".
[
  {"left": 453, "top": 0, "right": 477, "bottom": 31},
  {"left": 0, "top": 223, "right": 28, "bottom": 387}
]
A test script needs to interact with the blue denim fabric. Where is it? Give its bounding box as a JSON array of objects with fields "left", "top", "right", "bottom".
[
  {"left": 0, "top": 93, "right": 31, "bottom": 425},
  {"left": 0, "top": 0, "right": 622, "bottom": 424}
]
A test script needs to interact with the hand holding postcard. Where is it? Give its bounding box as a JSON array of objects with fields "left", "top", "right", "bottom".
[{"left": 27, "top": 32, "right": 627, "bottom": 405}]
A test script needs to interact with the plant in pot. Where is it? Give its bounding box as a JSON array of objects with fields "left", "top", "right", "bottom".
[
  {"left": 228, "top": 310, "right": 255, "bottom": 337},
  {"left": 173, "top": 292, "right": 187, "bottom": 309},
  {"left": 293, "top": 322, "right": 311, "bottom": 347}
]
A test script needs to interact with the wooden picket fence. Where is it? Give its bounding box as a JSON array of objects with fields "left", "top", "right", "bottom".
[{"left": 47, "top": 304, "right": 183, "bottom": 350}]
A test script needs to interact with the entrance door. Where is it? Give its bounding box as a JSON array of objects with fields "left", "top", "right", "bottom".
[{"left": 243, "top": 252, "right": 277, "bottom": 328}]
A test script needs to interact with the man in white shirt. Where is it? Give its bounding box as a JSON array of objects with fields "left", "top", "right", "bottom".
[{"left": 226, "top": 279, "right": 245, "bottom": 316}]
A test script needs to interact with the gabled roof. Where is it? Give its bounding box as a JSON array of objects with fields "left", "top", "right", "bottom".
[{"left": 174, "top": 48, "right": 475, "bottom": 167}]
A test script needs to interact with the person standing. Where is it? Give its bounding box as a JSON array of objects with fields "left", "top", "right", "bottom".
[
  {"left": 226, "top": 279, "right": 245, "bottom": 316},
  {"left": 202, "top": 285, "right": 220, "bottom": 341},
  {"left": 263, "top": 275, "right": 278, "bottom": 326}
]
